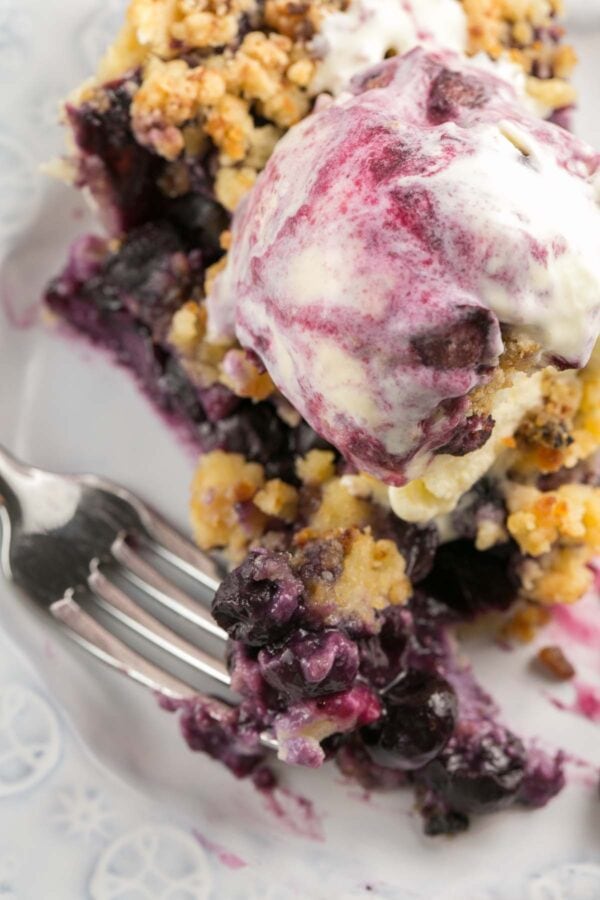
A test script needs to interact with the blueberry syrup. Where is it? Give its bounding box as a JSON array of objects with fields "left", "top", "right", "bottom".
[
  {"left": 1, "top": 290, "right": 39, "bottom": 330},
  {"left": 191, "top": 830, "right": 248, "bottom": 869},
  {"left": 550, "top": 682, "right": 600, "bottom": 723},
  {"left": 203, "top": 556, "right": 566, "bottom": 834},
  {"left": 259, "top": 786, "right": 325, "bottom": 842},
  {"left": 551, "top": 603, "right": 600, "bottom": 647}
]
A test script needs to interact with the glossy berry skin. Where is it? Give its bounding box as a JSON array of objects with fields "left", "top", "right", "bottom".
[
  {"left": 358, "top": 606, "right": 411, "bottom": 689},
  {"left": 419, "top": 723, "right": 526, "bottom": 814},
  {"left": 258, "top": 630, "right": 359, "bottom": 701},
  {"left": 365, "top": 670, "right": 457, "bottom": 771},
  {"left": 422, "top": 539, "right": 519, "bottom": 618},
  {"left": 212, "top": 549, "right": 303, "bottom": 646}
]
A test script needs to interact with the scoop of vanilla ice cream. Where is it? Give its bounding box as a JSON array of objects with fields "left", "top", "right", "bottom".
[{"left": 208, "top": 49, "right": 600, "bottom": 488}]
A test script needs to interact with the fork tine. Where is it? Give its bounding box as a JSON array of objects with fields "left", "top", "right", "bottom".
[
  {"left": 88, "top": 564, "right": 230, "bottom": 686},
  {"left": 51, "top": 593, "right": 198, "bottom": 699},
  {"left": 51, "top": 593, "right": 278, "bottom": 751},
  {"left": 133, "top": 507, "right": 222, "bottom": 591},
  {"left": 112, "top": 536, "right": 227, "bottom": 641}
]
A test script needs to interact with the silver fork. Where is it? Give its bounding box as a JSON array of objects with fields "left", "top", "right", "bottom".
[{"left": 0, "top": 444, "right": 277, "bottom": 749}]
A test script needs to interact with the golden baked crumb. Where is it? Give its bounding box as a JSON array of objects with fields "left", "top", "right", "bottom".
[
  {"left": 295, "top": 449, "right": 336, "bottom": 486},
  {"left": 519, "top": 545, "right": 594, "bottom": 605},
  {"left": 475, "top": 517, "right": 509, "bottom": 551},
  {"left": 190, "top": 450, "right": 267, "bottom": 558},
  {"left": 295, "top": 527, "right": 410, "bottom": 630},
  {"left": 303, "top": 479, "right": 375, "bottom": 535},
  {"left": 214, "top": 165, "right": 257, "bottom": 211},
  {"left": 168, "top": 302, "right": 230, "bottom": 386},
  {"left": 219, "top": 348, "right": 276, "bottom": 400},
  {"left": 340, "top": 472, "right": 391, "bottom": 508},
  {"left": 462, "top": 0, "right": 575, "bottom": 112},
  {"left": 503, "top": 602, "right": 552, "bottom": 642},
  {"left": 513, "top": 368, "right": 596, "bottom": 474},
  {"left": 506, "top": 483, "right": 600, "bottom": 557},
  {"left": 254, "top": 478, "right": 299, "bottom": 521}
]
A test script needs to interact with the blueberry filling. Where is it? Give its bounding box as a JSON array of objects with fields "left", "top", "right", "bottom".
[
  {"left": 212, "top": 550, "right": 304, "bottom": 646},
  {"left": 258, "top": 630, "right": 359, "bottom": 701},
  {"left": 67, "top": 76, "right": 227, "bottom": 251},
  {"left": 45, "top": 225, "right": 326, "bottom": 476},
  {"left": 363, "top": 671, "right": 458, "bottom": 771},
  {"left": 45, "top": 44, "right": 578, "bottom": 836},
  {"left": 200, "top": 553, "right": 565, "bottom": 832}
]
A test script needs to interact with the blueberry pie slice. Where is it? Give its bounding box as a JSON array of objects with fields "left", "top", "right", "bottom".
[{"left": 45, "top": 0, "right": 600, "bottom": 833}]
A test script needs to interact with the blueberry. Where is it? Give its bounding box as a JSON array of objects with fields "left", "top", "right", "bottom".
[
  {"left": 358, "top": 605, "right": 411, "bottom": 689},
  {"left": 159, "top": 353, "right": 207, "bottom": 421},
  {"left": 518, "top": 750, "right": 565, "bottom": 808},
  {"left": 385, "top": 518, "right": 439, "bottom": 583},
  {"left": 419, "top": 724, "right": 526, "bottom": 814},
  {"left": 198, "top": 383, "right": 241, "bottom": 423},
  {"left": 411, "top": 307, "right": 495, "bottom": 370},
  {"left": 421, "top": 540, "right": 519, "bottom": 618},
  {"left": 336, "top": 736, "right": 408, "bottom": 790},
  {"left": 427, "top": 68, "right": 488, "bottom": 124},
  {"left": 89, "top": 221, "right": 201, "bottom": 337},
  {"left": 212, "top": 549, "right": 303, "bottom": 646},
  {"left": 200, "top": 404, "right": 293, "bottom": 477},
  {"left": 451, "top": 479, "right": 507, "bottom": 541},
  {"left": 258, "top": 630, "right": 359, "bottom": 701},
  {"left": 175, "top": 698, "right": 265, "bottom": 778},
  {"left": 167, "top": 193, "right": 230, "bottom": 263},
  {"left": 292, "top": 421, "right": 335, "bottom": 460},
  {"left": 68, "top": 78, "right": 165, "bottom": 230},
  {"left": 435, "top": 414, "right": 495, "bottom": 457},
  {"left": 364, "top": 671, "right": 457, "bottom": 770},
  {"left": 421, "top": 798, "right": 470, "bottom": 836}
]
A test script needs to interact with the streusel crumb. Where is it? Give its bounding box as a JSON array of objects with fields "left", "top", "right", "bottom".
[
  {"left": 190, "top": 450, "right": 267, "bottom": 558},
  {"left": 506, "top": 483, "right": 600, "bottom": 557},
  {"left": 503, "top": 603, "right": 551, "bottom": 642},
  {"left": 296, "top": 449, "right": 337, "bottom": 486},
  {"left": 295, "top": 527, "right": 410, "bottom": 631},
  {"left": 254, "top": 479, "right": 299, "bottom": 521},
  {"left": 169, "top": 302, "right": 230, "bottom": 387},
  {"left": 462, "top": 0, "right": 575, "bottom": 103},
  {"left": 302, "top": 479, "right": 375, "bottom": 535},
  {"left": 519, "top": 546, "right": 594, "bottom": 605}
]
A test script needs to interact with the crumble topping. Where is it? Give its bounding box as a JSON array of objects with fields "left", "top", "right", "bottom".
[
  {"left": 503, "top": 603, "right": 551, "bottom": 642},
  {"left": 253, "top": 478, "right": 299, "bottom": 521},
  {"left": 295, "top": 449, "right": 336, "bottom": 486},
  {"left": 294, "top": 527, "right": 411, "bottom": 630},
  {"left": 219, "top": 348, "right": 276, "bottom": 400},
  {"left": 190, "top": 449, "right": 268, "bottom": 558},
  {"left": 519, "top": 546, "right": 595, "bottom": 605},
  {"left": 301, "top": 479, "right": 375, "bottom": 535},
  {"left": 514, "top": 364, "right": 600, "bottom": 474},
  {"left": 505, "top": 480, "right": 600, "bottom": 606},
  {"left": 169, "top": 302, "right": 231, "bottom": 388},
  {"left": 506, "top": 483, "right": 600, "bottom": 557},
  {"left": 76, "top": 0, "right": 576, "bottom": 236}
]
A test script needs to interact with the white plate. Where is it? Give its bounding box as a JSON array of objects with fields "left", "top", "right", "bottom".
[{"left": 1, "top": 2, "right": 600, "bottom": 897}]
